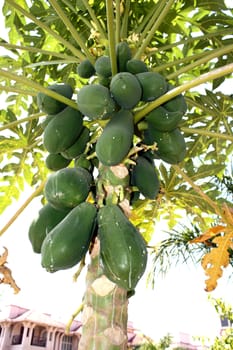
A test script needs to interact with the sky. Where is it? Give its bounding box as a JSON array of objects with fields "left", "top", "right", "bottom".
[{"left": 0, "top": 1, "right": 233, "bottom": 346}]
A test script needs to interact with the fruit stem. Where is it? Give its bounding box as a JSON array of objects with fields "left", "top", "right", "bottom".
[
  {"left": 106, "top": 0, "right": 118, "bottom": 75},
  {"left": 134, "top": 62, "right": 233, "bottom": 123},
  {"left": 134, "top": 0, "right": 174, "bottom": 60},
  {"left": 5, "top": 0, "right": 86, "bottom": 61},
  {"left": 0, "top": 180, "right": 46, "bottom": 237}
]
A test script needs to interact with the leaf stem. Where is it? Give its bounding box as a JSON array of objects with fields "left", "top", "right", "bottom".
[
  {"left": 0, "top": 180, "right": 46, "bottom": 237},
  {"left": 134, "top": 63, "right": 233, "bottom": 123},
  {"left": 148, "top": 28, "right": 233, "bottom": 55},
  {"left": 135, "top": 0, "right": 166, "bottom": 50},
  {"left": 0, "top": 113, "right": 44, "bottom": 132},
  {"left": 80, "top": 0, "right": 107, "bottom": 40},
  {"left": 134, "top": 0, "right": 174, "bottom": 59},
  {"left": 65, "top": 303, "right": 84, "bottom": 334},
  {"left": 0, "top": 86, "right": 37, "bottom": 96},
  {"left": 106, "top": 0, "right": 117, "bottom": 76},
  {"left": 49, "top": 0, "right": 94, "bottom": 63},
  {"left": 166, "top": 44, "right": 233, "bottom": 80},
  {"left": 0, "top": 69, "right": 78, "bottom": 110},
  {"left": 0, "top": 42, "right": 80, "bottom": 62},
  {"left": 115, "top": 0, "right": 121, "bottom": 44},
  {"left": 6, "top": 0, "right": 86, "bottom": 60},
  {"left": 181, "top": 127, "right": 233, "bottom": 142},
  {"left": 120, "top": 0, "right": 130, "bottom": 39},
  {"left": 172, "top": 165, "right": 222, "bottom": 217}
]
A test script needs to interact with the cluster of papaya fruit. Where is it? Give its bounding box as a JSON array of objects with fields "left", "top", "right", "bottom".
[{"left": 28, "top": 41, "right": 187, "bottom": 291}]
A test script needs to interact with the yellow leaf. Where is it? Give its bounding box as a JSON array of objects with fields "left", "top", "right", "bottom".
[
  {"left": 201, "top": 231, "right": 233, "bottom": 292},
  {"left": 222, "top": 203, "right": 233, "bottom": 226},
  {"left": 190, "top": 225, "right": 226, "bottom": 244},
  {"left": 0, "top": 247, "right": 20, "bottom": 294}
]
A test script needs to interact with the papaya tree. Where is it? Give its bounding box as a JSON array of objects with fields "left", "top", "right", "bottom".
[{"left": 0, "top": 1, "right": 233, "bottom": 349}]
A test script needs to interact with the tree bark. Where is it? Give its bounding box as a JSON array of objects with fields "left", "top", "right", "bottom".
[{"left": 78, "top": 238, "right": 128, "bottom": 350}]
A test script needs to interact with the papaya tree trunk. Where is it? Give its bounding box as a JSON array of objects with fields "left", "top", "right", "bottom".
[
  {"left": 78, "top": 164, "right": 130, "bottom": 350},
  {"left": 78, "top": 238, "right": 128, "bottom": 350}
]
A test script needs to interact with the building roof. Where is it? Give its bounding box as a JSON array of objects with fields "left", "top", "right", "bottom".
[
  {"left": 0, "top": 304, "right": 81, "bottom": 332},
  {"left": 0, "top": 304, "right": 141, "bottom": 342}
]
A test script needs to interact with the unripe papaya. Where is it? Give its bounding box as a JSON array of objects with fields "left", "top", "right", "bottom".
[
  {"left": 41, "top": 114, "right": 55, "bottom": 130},
  {"left": 45, "top": 153, "right": 71, "bottom": 171},
  {"left": 37, "top": 83, "right": 73, "bottom": 115},
  {"left": 131, "top": 155, "right": 160, "bottom": 199},
  {"left": 144, "top": 127, "right": 186, "bottom": 164},
  {"left": 98, "top": 204, "right": 148, "bottom": 290},
  {"left": 95, "top": 55, "right": 112, "bottom": 78},
  {"left": 136, "top": 72, "right": 167, "bottom": 102},
  {"left": 77, "top": 59, "right": 95, "bottom": 78},
  {"left": 110, "top": 72, "right": 142, "bottom": 109},
  {"left": 116, "top": 41, "right": 132, "bottom": 72},
  {"left": 61, "top": 126, "right": 90, "bottom": 160},
  {"left": 74, "top": 154, "right": 93, "bottom": 172},
  {"left": 28, "top": 203, "right": 69, "bottom": 254},
  {"left": 126, "top": 59, "right": 148, "bottom": 74},
  {"left": 77, "top": 84, "right": 116, "bottom": 120},
  {"left": 43, "top": 106, "right": 83, "bottom": 154},
  {"left": 145, "top": 106, "right": 184, "bottom": 132},
  {"left": 44, "top": 167, "right": 92, "bottom": 210},
  {"left": 41, "top": 202, "right": 97, "bottom": 272},
  {"left": 96, "top": 110, "right": 134, "bottom": 166},
  {"left": 166, "top": 84, "right": 187, "bottom": 113}
]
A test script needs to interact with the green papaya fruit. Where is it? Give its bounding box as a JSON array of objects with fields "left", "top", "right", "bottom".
[
  {"left": 37, "top": 83, "right": 73, "bottom": 115},
  {"left": 144, "top": 127, "right": 186, "bottom": 164},
  {"left": 41, "top": 202, "right": 97, "bottom": 272},
  {"left": 110, "top": 72, "right": 142, "bottom": 109},
  {"left": 77, "top": 59, "right": 95, "bottom": 78},
  {"left": 77, "top": 84, "right": 116, "bottom": 120},
  {"left": 45, "top": 153, "right": 71, "bottom": 171},
  {"left": 131, "top": 155, "right": 160, "bottom": 199},
  {"left": 116, "top": 41, "right": 132, "bottom": 72},
  {"left": 126, "top": 59, "right": 148, "bottom": 74},
  {"left": 96, "top": 110, "right": 134, "bottom": 166},
  {"left": 74, "top": 154, "right": 93, "bottom": 172},
  {"left": 61, "top": 126, "right": 90, "bottom": 160},
  {"left": 166, "top": 83, "right": 187, "bottom": 113},
  {"left": 43, "top": 106, "right": 83, "bottom": 154},
  {"left": 44, "top": 167, "right": 92, "bottom": 210},
  {"left": 136, "top": 72, "right": 167, "bottom": 102},
  {"left": 41, "top": 114, "right": 55, "bottom": 130},
  {"left": 145, "top": 106, "right": 184, "bottom": 132},
  {"left": 95, "top": 55, "right": 112, "bottom": 78},
  {"left": 98, "top": 76, "right": 111, "bottom": 88},
  {"left": 28, "top": 203, "right": 69, "bottom": 254},
  {"left": 98, "top": 204, "right": 148, "bottom": 290}
]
